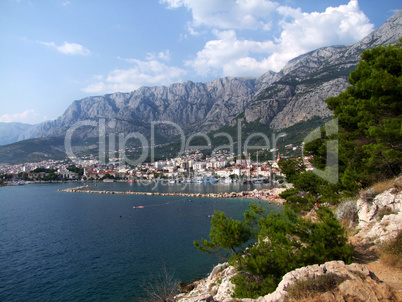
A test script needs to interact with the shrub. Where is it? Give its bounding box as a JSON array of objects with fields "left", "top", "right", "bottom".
[
  {"left": 378, "top": 231, "right": 402, "bottom": 268},
  {"left": 194, "top": 210, "right": 253, "bottom": 256},
  {"left": 376, "top": 207, "right": 396, "bottom": 221},
  {"left": 139, "top": 263, "right": 180, "bottom": 302},
  {"left": 285, "top": 273, "right": 348, "bottom": 301},
  {"left": 336, "top": 200, "right": 358, "bottom": 226},
  {"left": 360, "top": 188, "right": 376, "bottom": 203},
  {"left": 227, "top": 207, "right": 353, "bottom": 298},
  {"left": 231, "top": 273, "right": 277, "bottom": 299}
]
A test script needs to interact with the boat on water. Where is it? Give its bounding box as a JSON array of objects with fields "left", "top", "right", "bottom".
[
  {"left": 103, "top": 179, "right": 115, "bottom": 183},
  {"left": 194, "top": 176, "right": 218, "bottom": 184},
  {"left": 133, "top": 206, "right": 144, "bottom": 209},
  {"left": 220, "top": 178, "right": 232, "bottom": 184},
  {"left": 243, "top": 178, "right": 269, "bottom": 184}
]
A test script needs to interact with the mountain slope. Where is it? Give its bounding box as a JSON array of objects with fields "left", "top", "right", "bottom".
[
  {"left": 0, "top": 122, "right": 35, "bottom": 146},
  {"left": 27, "top": 10, "right": 401, "bottom": 140},
  {"left": 0, "top": 10, "right": 401, "bottom": 164},
  {"left": 28, "top": 72, "right": 276, "bottom": 139},
  {"left": 250, "top": 9, "right": 402, "bottom": 129}
]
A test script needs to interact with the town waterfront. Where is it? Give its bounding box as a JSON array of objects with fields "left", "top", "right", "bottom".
[{"left": 0, "top": 182, "right": 281, "bottom": 301}]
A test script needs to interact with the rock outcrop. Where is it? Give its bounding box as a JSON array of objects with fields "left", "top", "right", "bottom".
[
  {"left": 357, "top": 179, "right": 402, "bottom": 244},
  {"left": 175, "top": 261, "right": 396, "bottom": 302},
  {"left": 175, "top": 263, "right": 237, "bottom": 302}
]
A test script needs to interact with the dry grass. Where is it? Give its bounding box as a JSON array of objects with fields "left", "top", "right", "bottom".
[
  {"left": 372, "top": 176, "right": 402, "bottom": 195},
  {"left": 285, "top": 293, "right": 327, "bottom": 302},
  {"left": 285, "top": 273, "right": 347, "bottom": 301},
  {"left": 376, "top": 207, "right": 397, "bottom": 221},
  {"left": 378, "top": 230, "right": 402, "bottom": 269}
]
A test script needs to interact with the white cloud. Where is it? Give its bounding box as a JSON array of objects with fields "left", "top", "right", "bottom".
[
  {"left": 145, "top": 49, "right": 171, "bottom": 61},
  {"left": 278, "top": 0, "right": 373, "bottom": 49},
  {"left": 82, "top": 57, "right": 187, "bottom": 94},
  {"left": 185, "top": 29, "right": 275, "bottom": 77},
  {"left": 0, "top": 109, "right": 37, "bottom": 124},
  {"left": 39, "top": 41, "right": 90, "bottom": 56},
  {"left": 84, "top": 0, "right": 375, "bottom": 95},
  {"left": 183, "top": 0, "right": 374, "bottom": 77},
  {"left": 160, "top": 0, "right": 278, "bottom": 30}
]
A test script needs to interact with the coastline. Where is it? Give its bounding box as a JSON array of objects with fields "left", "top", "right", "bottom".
[
  {"left": 58, "top": 185, "right": 288, "bottom": 204},
  {"left": 175, "top": 183, "right": 402, "bottom": 302}
]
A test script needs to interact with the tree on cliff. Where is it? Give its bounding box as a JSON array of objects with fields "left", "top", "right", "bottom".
[
  {"left": 194, "top": 204, "right": 353, "bottom": 299},
  {"left": 326, "top": 39, "right": 402, "bottom": 184},
  {"left": 228, "top": 207, "right": 353, "bottom": 298},
  {"left": 193, "top": 210, "right": 253, "bottom": 256},
  {"left": 279, "top": 40, "right": 402, "bottom": 213}
]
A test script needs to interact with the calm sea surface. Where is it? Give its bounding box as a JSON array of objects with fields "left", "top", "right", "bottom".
[{"left": 0, "top": 182, "right": 281, "bottom": 301}]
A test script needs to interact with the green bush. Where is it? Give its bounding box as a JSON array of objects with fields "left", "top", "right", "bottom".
[
  {"left": 223, "top": 206, "right": 354, "bottom": 299},
  {"left": 194, "top": 210, "right": 253, "bottom": 256},
  {"left": 231, "top": 273, "right": 276, "bottom": 299}
]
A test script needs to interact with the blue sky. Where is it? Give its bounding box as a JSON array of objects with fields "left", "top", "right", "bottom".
[{"left": 0, "top": 0, "right": 400, "bottom": 124}]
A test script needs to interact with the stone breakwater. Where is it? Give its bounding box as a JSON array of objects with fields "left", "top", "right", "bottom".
[{"left": 58, "top": 186, "right": 287, "bottom": 203}]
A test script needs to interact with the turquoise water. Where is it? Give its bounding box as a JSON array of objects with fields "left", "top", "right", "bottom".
[{"left": 0, "top": 182, "right": 281, "bottom": 301}]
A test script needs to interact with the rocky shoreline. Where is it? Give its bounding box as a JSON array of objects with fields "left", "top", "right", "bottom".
[{"left": 175, "top": 184, "right": 402, "bottom": 302}]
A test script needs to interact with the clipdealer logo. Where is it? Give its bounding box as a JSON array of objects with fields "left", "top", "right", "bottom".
[{"left": 64, "top": 118, "right": 339, "bottom": 184}]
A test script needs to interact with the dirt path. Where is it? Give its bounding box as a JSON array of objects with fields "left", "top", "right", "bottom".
[{"left": 351, "top": 235, "right": 402, "bottom": 301}]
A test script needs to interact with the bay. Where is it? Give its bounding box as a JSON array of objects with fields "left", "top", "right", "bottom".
[{"left": 0, "top": 182, "right": 281, "bottom": 301}]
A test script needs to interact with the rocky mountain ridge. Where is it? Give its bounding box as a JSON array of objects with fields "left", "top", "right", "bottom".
[
  {"left": 20, "top": 10, "right": 401, "bottom": 141},
  {"left": 27, "top": 73, "right": 276, "bottom": 139},
  {"left": 254, "top": 9, "right": 402, "bottom": 129},
  {"left": 3, "top": 10, "right": 402, "bottom": 153}
]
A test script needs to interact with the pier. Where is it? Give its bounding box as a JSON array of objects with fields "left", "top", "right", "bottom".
[{"left": 58, "top": 185, "right": 287, "bottom": 203}]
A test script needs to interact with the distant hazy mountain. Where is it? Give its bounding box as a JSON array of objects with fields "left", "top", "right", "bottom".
[
  {"left": 0, "top": 122, "right": 35, "bottom": 146},
  {"left": 1, "top": 10, "right": 401, "bottom": 163}
]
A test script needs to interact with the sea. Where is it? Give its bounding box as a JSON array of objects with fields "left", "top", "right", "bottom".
[{"left": 0, "top": 181, "right": 282, "bottom": 301}]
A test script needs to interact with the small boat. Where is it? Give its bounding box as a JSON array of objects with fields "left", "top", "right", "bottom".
[
  {"left": 133, "top": 206, "right": 144, "bottom": 209},
  {"left": 220, "top": 178, "right": 232, "bottom": 184},
  {"left": 195, "top": 177, "right": 218, "bottom": 184}
]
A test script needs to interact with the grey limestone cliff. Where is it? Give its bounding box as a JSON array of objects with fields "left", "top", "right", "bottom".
[{"left": 256, "top": 9, "right": 402, "bottom": 129}]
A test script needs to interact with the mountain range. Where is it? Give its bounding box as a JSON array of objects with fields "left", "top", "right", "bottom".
[{"left": 0, "top": 10, "right": 401, "bottom": 164}]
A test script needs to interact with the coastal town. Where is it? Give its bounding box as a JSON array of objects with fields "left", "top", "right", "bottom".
[{"left": 0, "top": 147, "right": 311, "bottom": 184}]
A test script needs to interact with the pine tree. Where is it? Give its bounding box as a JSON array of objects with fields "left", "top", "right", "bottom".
[
  {"left": 326, "top": 40, "right": 402, "bottom": 184},
  {"left": 193, "top": 210, "right": 252, "bottom": 256}
]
